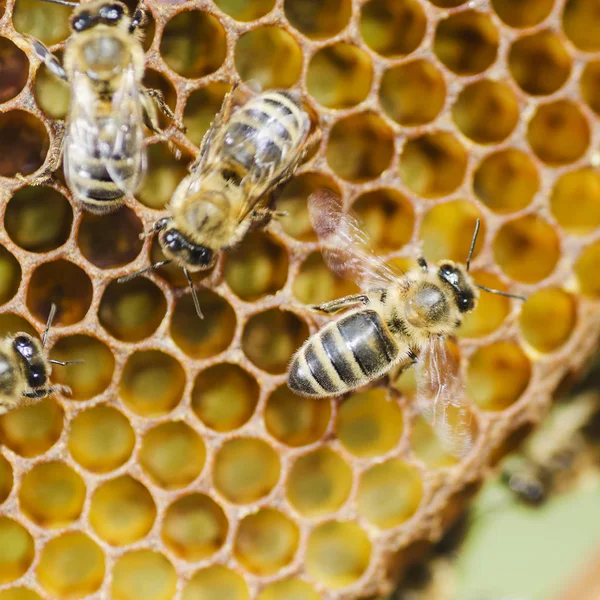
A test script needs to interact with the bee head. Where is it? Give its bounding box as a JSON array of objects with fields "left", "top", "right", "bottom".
[
  {"left": 12, "top": 334, "right": 48, "bottom": 389},
  {"left": 158, "top": 225, "right": 215, "bottom": 272},
  {"left": 71, "top": 1, "right": 128, "bottom": 33},
  {"left": 437, "top": 261, "right": 477, "bottom": 314}
]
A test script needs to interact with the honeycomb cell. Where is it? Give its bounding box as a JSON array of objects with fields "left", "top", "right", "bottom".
[
  {"left": 379, "top": 60, "right": 446, "bottom": 127},
  {"left": 0, "top": 37, "right": 28, "bottom": 104},
  {"left": 360, "top": 0, "right": 426, "bottom": 58},
  {"left": 284, "top": 0, "right": 351, "bottom": 39},
  {"left": 234, "top": 508, "right": 299, "bottom": 575},
  {"left": 0, "top": 517, "right": 34, "bottom": 584},
  {"left": 0, "top": 314, "right": 34, "bottom": 338},
  {"left": 265, "top": 384, "right": 332, "bottom": 447},
  {"left": 140, "top": 421, "right": 206, "bottom": 490},
  {"left": 467, "top": 341, "right": 532, "bottom": 411},
  {"left": 580, "top": 60, "right": 600, "bottom": 115},
  {"left": 0, "top": 398, "right": 63, "bottom": 458},
  {"left": 12, "top": 0, "right": 71, "bottom": 45},
  {"left": 491, "top": 0, "right": 555, "bottom": 27},
  {"left": 215, "top": 0, "right": 274, "bottom": 21},
  {"left": 34, "top": 49, "right": 69, "bottom": 119},
  {"left": 563, "top": 0, "right": 600, "bottom": 52},
  {"left": 242, "top": 309, "right": 308, "bottom": 374},
  {"left": 214, "top": 438, "right": 280, "bottom": 504},
  {"left": 99, "top": 277, "right": 166, "bottom": 343},
  {"left": 357, "top": 459, "right": 422, "bottom": 529},
  {"left": 224, "top": 232, "right": 289, "bottom": 301},
  {"left": 111, "top": 550, "right": 176, "bottom": 600},
  {"left": 307, "top": 43, "right": 372, "bottom": 109},
  {"left": 0, "top": 245, "right": 21, "bottom": 306},
  {"left": 160, "top": 10, "right": 226, "bottom": 79},
  {"left": 420, "top": 200, "right": 484, "bottom": 264},
  {"left": 182, "top": 566, "right": 249, "bottom": 600},
  {"left": 0, "top": 454, "right": 12, "bottom": 505},
  {"left": 410, "top": 414, "right": 460, "bottom": 468},
  {"left": 519, "top": 288, "right": 577, "bottom": 354},
  {"left": 182, "top": 82, "right": 231, "bottom": 146},
  {"left": 575, "top": 241, "right": 600, "bottom": 298},
  {"left": 27, "top": 260, "right": 93, "bottom": 326},
  {"left": 337, "top": 388, "right": 403, "bottom": 458},
  {"left": 527, "top": 100, "right": 590, "bottom": 165},
  {"left": 306, "top": 521, "right": 371, "bottom": 589},
  {"left": 78, "top": 206, "right": 143, "bottom": 269},
  {"left": 235, "top": 27, "right": 302, "bottom": 89},
  {"left": 37, "top": 532, "right": 105, "bottom": 598},
  {"left": 452, "top": 80, "right": 519, "bottom": 144},
  {"left": 90, "top": 475, "right": 156, "bottom": 546},
  {"left": 0, "top": 111, "right": 49, "bottom": 177},
  {"left": 493, "top": 215, "right": 560, "bottom": 283},
  {"left": 287, "top": 448, "right": 353, "bottom": 517},
  {"left": 5, "top": 187, "right": 72, "bottom": 253},
  {"left": 163, "top": 493, "right": 228, "bottom": 561},
  {"left": 327, "top": 112, "right": 394, "bottom": 182},
  {"left": 257, "top": 579, "right": 321, "bottom": 600},
  {"left": 550, "top": 168, "right": 600, "bottom": 235},
  {"left": 473, "top": 149, "right": 539, "bottom": 214},
  {"left": 0, "top": 589, "right": 42, "bottom": 600},
  {"left": 399, "top": 131, "right": 467, "bottom": 198},
  {"left": 68, "top": 405, "right": 134, "bottom": 473},
  {"left": 434, "top": 11, "right": 499, "bottom": 76},
  {"left": 192, "top": 363, "right": 259, "bottom": 432},
  {"left": 508, "top": 31, "right": 571, "bottom": 96}
]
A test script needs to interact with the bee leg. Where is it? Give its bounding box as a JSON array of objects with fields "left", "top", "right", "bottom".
[
  {"left": 301, "top": 128, "right": 323, "bottom": 161},
  {"left": 129, "top": 2, "right": 147, "bottom": 33},
  {"left": 144, "top": 88, "right": 186, "bottom": 133},
  {"left": 21, "top": 34, "right": 68, "bottom": 81},
  {"left": 22, "top": 384, "right": 70, "bottom": 400},
  {"left": 311, "top": 294, "right": 370, "bottom": 314},
  {"left": 389, "top": 349, "right": 419, "bottom": 384},
  {"left": 141, "top": 93, "right": 182, "bottom": 158}
]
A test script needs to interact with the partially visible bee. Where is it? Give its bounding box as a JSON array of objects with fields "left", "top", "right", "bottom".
[
  {"left": 0, "top": 304, "right": 79, "bottom": 415},
  {"left": 287, "top": 190, "right": 525, "bottom": 454},
  {"left": 21, "top": 0, "right": 182, "bottom": 213},
  {"left": 118, "top": 85, "right": 321, "bottom": 318}
]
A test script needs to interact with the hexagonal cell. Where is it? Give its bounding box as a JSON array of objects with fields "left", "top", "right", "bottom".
[
  {"left": 111, "top": 550, "right": 176, "bottom": 600},
  {"left": 563, "top": 0, "right": 600, "bottom": 52},
  {"left": 360, "top": 0, "right": 426, "bottom": 58},
  {"left": 0, "top": 589, "right": 42, "bottom": 600},
  {"left": 527, "top": 100, "right": 590, "bottom": 166},
  {"left": 183, "top": 82, "right": 231, "bottom": 146},
  {"left": 192, "top": 363, "right": 259, "bottom": 432},
  {"left": 379, "top": 60, "right": 446, "bottom": 127},
  {"left": 120, "top": 350, "right": 185, "bottom": 416},
  {"left": 171, "top": 291, "right": 236, "bottom": 358},
  {"left": 68, "top": 405, "right": 135, "bottom": 473},
  {"left": 357, "top": 459, "right": 422, "bottom": 528},
  {"left": 12, "top": 0, "right": 71, "bottom": 44},
  {"left": 258, "top": 579, "right": 321, "bottom": 600},
  {"left": 235, "top": 27, "right": 302, "bottom": 89},
  {"left": 550, "top": 168, "right": 600, "bottom": 236},
  {"left": 0, "top": 454, "right": 12, "bottom": 505},
  {"left": 90, "top": 475, "right": 156, "bottom": 546},
  {"left": 467, "top": 341, "right": 532, "bottom": 411},
  {"left": 581, "top": 60, "right": 600, "bottom": 115},
  {"left": 162, "top": 493, "right": 228, "bottom": 561},
  {"left": 0, "top": 517, "right": 34, "bottom": 584},
  {"left": 5, "top": 187, "right": 72, "bottom": 253},
  {"left": 36, "top": 532, "right": 105, "bottom": 598},
  {"left": 520, "top": 288, "right": 577, "bottom": 354},
  {"left": 452, "top": 80, "right": 519, "bottom": 144},
  {"left": 420, "top": 200, "right": 484, "bottom": 264},
  {"left": 306, "top": 521, "right": 371, "bottom": 589},
  {"left": 0, "top": 245, "right": 21, "bottom": 306},
  {"left": 399, "top": 131, "right": 467, "bottom": 198},
  {"left": 160, "top": 10, "right": 226, "bottom": 79},
  {"left": 182, "top": 566, "right": 249, "bottom": 600},
  {"left": 0, "top": 314, "right": 35, "bottom": 338},
  {"left": 242, "top": 309, "right": 308, "bottom": 374},
  {"left": 493, "top": 215, "right": 560, "bottom": 284},
  {"left": 213, "top": 437, "right": 280, "bottom": 504},
  {"left": 575, "top": 240, "right": 600, "bottom": 298},
  {"left": 0, "top": 398, "right": 63, "bottom": 458},
  {"left": 491, "top": 0, "right": 554, "bottom": 27},
  {"left": 287, "top": 447, "right": 353, "bottom": 517},
  {"left": 140, "top": 421, "right": 206, "bottom": 490},
  {"left": 26, "top": 260, "right": 93, "bottom": 326},
  {"left": 214, "top": 0, "right": 274, "bottom": 20},
  {"left": 473, "top": 149, "right": 539, "bottom": 214},
  {"left": 34, "top": 49, "right": 70, "bottom": 120},
  {"left": 99, "top": 277, "right": 166, "bottom": 343},
  {"left": 284, "top": 0, "right": 351, "bottom": 39},
  {"left": 50, "top": 335, "right": 115, "bottom": 400},
  {"left": 307, "top": 43, "right": 372, "bottom": 109},
  {"left": 19, "top": 461, "right": 85, "bottom": 528},
  {"left": 337, "top": 388, "right": 403, "bottom": 458},
  {"left": 410, "top": 414, "right": 461, "bottom": 468},
  {"left": 0, "top": 37, "right": 28, "bottom": 104},
  {"left": 434, "top": 11, "right": 499, "bottom": 76},
  {"left": 0, "top": 111, "right": 49, "bottom": 177}
]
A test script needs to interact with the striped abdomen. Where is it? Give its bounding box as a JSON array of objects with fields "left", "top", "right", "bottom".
[{"left": 288, "top": 310, "right": 400, "bottom": 398}]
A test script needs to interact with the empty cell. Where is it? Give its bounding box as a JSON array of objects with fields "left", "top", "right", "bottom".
[
  {"left": 581, "top": 60, "right": 600, "bottom": 115},
  {"left": 563, "top": 0, "right": 600, "bottom": 52},
  {"left": 182, "top": 565, "right": 249, "bottom": 600},
  {"left": 575, "top": 241, "right": 600, "bottom": 298},
  {"left": 215, "top": 0, "right": 274, "bottom": 20},
  {"left": 257, "top": 579, "right": 321, "bottom": 600},
  {"left": 34, "top": 49, "right": 70, "bottom": 119},
  {"left": 0, "top": 589, "right": 42, "bottom": 600},
  {"left": 0, "top": 37, "right": 28, "bottom": 103},
  {"left": 0, "top": 111, "right": 49, "bottom": 177},
  {"left": 0, "top": 454, "right": 12, "bottom": 505},
  {"left": 13, "top": 0, "right": 70, "bottom": 44},
  {"left": 0, "top": 246, "right": 21, "bottom": 306},
  {"left": 111, "top": 550, "right": 176, "bottom": 600},
  {"left": 0, "top": 517, "right": 34, "bottom": 584},
  {"left": 284, "top": 0, "right": 351, "bottom": 39},
  {"left": 183, "top": 82, "right": 231, "bottom": 146},
  {"left": 491, "top": 0, "right": 555, "bottom": 27}
]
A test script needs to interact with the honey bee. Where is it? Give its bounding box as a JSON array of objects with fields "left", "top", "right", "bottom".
[
  {"left": 287, "top": 190, "right": 525, "bottom": 454},
  {"left": 0, "top": 304, "right": 79, "bottom": 415},
  {"left": 22, "top": 0, "right": 182, "bottom": 213},
  {"left": 118, "top": 85, "right": 321, "bottom": 318}
]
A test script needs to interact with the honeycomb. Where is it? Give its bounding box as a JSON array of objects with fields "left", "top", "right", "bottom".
[{"left": 0, "top": 0, "right": 599, "bottom": 598}]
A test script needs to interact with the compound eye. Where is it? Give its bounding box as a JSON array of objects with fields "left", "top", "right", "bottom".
[
  {"left": 72, "top": 12, "right": 93, "bottom": 32},
  {"left": 164, "top": 231, "right": 184, "bottom": 252},
  {"left": 99, "top": 3, "right": 124, "bottom": 22},
  {"left": 189, "top": 246, "right": 213, "bottom": 267},
  {"left": 28, "top": 368, "right": 46, "bottom": 388},
  {"left": 13, "top": 336, "right": 34, "bottom": 358}
]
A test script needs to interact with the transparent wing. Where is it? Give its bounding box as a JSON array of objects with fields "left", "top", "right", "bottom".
[
  {"left": 415, "top": 337, "right": 474, "bottom": 457},
  {"left": 308, "top": 189, "right": 401, "bottom": 290}
]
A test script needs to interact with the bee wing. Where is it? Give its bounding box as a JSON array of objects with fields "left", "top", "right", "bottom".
[
  {"left": 308, "top": 189, "right": 400, "bottom": 290},
  {"left": 415, "top": 338, "right": 473, "bottom": 457}
]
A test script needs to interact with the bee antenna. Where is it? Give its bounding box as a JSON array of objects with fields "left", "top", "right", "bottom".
[
  {"left": 476, "top": 284, "right": 527, "bottom": 302},
  {"left": 39, "top": 0, "right": 80, "bottom": 6},
  {"left": 117, "top": 260, "right": 171, "bottom": 284},
  {"left": 49, "top": 359, "right": 84, "bottom": 366},
  {"left": 42, "top": 303, "right": 57, "bottom": 348},
  {"left": 466, "top": 219, "right": 480, "bottom": 272},
  {"left": 183, "top": 267, "right": 204, "bottom": 320}
]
